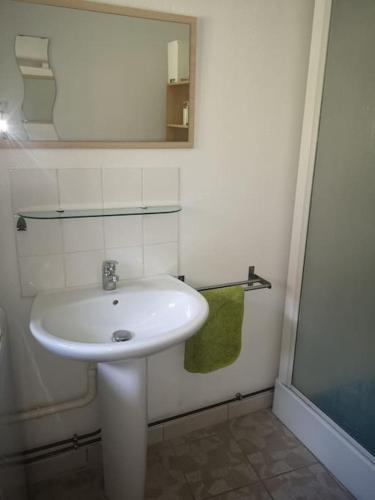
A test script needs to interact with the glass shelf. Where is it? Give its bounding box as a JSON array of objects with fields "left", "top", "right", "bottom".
[{"left": 17, "top": 205, "right": 182, "bottom": 220}]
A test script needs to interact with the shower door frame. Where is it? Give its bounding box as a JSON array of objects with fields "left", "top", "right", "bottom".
[
  {"left": 273, "top": 0, "right": 375, "bottom": 498},
  {"left": 277, "top": 0, "right": 332, "bottom": 388}
]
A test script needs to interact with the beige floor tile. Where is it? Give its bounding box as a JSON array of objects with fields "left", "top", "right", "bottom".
[
  {"left": 163, "top": 407, "right": 228, "bottom": 441},
  {"left": 229, "top": 410, "right": 316, "bottom": 478},
  {"left": 247, "top": 443, "right": 316, "bottom": 479},
  {"left": 264, "top": 463, "right": 354, "bottom": 500},
  {"left": 145, "top": 482, "right": 194, "bottom": 500},
  {"left": 170, "top": 426, "right": 219, "bottom": 447},
  {"left": 31, "top": 467, "right": 106, "bottom": 500},
  {"left": 29, "top": 410, "right": 356, "bottom": 500},
  {"left": 147, "top": 441, "right": 185, "bottom": 482},
  {"left": 209, "top": 482, "right": 272, "bottom": 499},
  {"left": 146, "top": 441, "right": 190, "bottom": 499},
  {"left": 173, "top": 432, "right": 259, "bottom": 499},
  {"left": 31, "top": 484, "right": 60, "bottom": 500},
  {"left": 171, "top": 421, "right": 232, "bottom": 447}
]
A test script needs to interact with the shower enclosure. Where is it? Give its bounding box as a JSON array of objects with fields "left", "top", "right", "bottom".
[{"left": 273, "top": 1, "right": 375, "bottom": 499}]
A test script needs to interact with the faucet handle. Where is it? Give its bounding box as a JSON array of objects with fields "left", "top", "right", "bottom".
[
  {"left": 102, "top": 260, "right": 120, "bottom": 290},
  {"left": 103, "top": 259, "right": 118, "bottom": 268},
  {"left": 103, "top": 260, "right": 119, "bottom": 275}
]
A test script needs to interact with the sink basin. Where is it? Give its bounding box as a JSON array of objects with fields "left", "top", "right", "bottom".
[
  {"left": 30, "top": 274, "right": 208, "bottom": 362},
  {"left": 29, "top": 273, "right": 209, "bottom": 500}
]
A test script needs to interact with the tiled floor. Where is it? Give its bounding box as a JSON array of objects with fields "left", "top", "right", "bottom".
[{"left": 30, "top": 409, "right": 354, "bottom": 500}]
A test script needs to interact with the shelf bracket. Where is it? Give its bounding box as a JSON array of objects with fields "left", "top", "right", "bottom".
[{"left": 16, "top": 216, "right": 27, "bottom": 231}]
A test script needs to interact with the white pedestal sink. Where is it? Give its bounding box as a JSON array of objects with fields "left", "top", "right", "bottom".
[{"left": 29, "top": 275, "right": 208, "bottom": 500}]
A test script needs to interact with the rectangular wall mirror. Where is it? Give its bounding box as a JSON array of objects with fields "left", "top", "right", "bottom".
[{"left": 0, "top": 0, "right": 196, "bottom": 148}]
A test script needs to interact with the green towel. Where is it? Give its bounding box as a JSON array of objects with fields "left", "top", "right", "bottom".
[{"left": 184, "top": 286, "right": 244, "bottom": 373}]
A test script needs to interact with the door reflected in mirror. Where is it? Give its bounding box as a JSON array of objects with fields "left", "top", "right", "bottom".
[{"left": 0, "top": 0, "right": 196, "bottom": 147}]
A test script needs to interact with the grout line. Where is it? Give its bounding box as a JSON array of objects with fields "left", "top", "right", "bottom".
[
  {"left": 141, "top": 168, "right": 145, "bottom": 276},
  {"left": 177, "top": 168, "right": 181, "bottom": 276},
  {"left": 206, "top": 482, "right": 266, "bottom": 499},
  {"left": 183, "top": 473, "right": 196, "bottom": 500},
  {"left": 260, "top": 478, "right": 275, "bottom": 499},
  {"left": 55, "top": 168, "right": 61, "bottom": 209},
  {"left": 100, "top": 166, "right": 105, "bottom": 209},
  {"left": 141, "top": 167, "right": 145, "bottom": 205},
  {"left": 141, "top": 215, "right": 145, "bottom": 276},
  {"left": 103, "top": 243, "right": 144, "bottom": 251},
  {"left": 143, "top": 239, "right": 178, "bottom": 248},
  {"left": 261, "top": 462, "right": 319, "bottom": 482},
  {"left": 99, "top": 167, "right": 106, "bottom": 258},
  {"left": 60, "top": 222, "right": 68, "bottom": 288},
  {"left": 56, "top": 169, "right": 68, "bottom": 288},
  {"left": 63, "top": 249, "right": 107, "bottom": 256}
]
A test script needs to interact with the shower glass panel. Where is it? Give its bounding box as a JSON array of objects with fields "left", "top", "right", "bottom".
[{"left": 292, "top": 0, "right": 375, "bottom": 456}]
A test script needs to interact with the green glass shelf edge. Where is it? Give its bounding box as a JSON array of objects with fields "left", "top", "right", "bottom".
[{"left": 17, "top": 205, "right": 182, "bottom": 220}]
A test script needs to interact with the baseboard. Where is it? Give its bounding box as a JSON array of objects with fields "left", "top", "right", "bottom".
[
  {"left": 149, "top": 389, "right": 274, "bottom": 444},
  {"left": 273, "top": 379, "right": 375, "bottom": 500}
]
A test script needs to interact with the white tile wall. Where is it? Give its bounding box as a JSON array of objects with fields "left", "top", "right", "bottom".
[
  {"left": 102, "top": 167, "right": 142, "bottom": 208},
  {"left": 62, "top": 219, "right": 104, "bottom": 253},
  {"left": 143, "top": 214, "right": 178, "bottom": 245},
  {"left": 58, "top": 168, "right": 102, "bottom": 210},
  {"left": 17, "top": 220, "right": 63, "bottom": 257},
  {"left": 10, "top": 169, "right": 59, "bottom": 212},
  {"left": 144, "top": 242, "right": 178, "bottom": 276},
  {"left": 105, "top": 246, "right": 143, "bottom": 279},
  {"left": 11, "top": 167, "right": 180, "bottom": 296},
  {"left": 65, "top": 251, "right": 105, "bottom": 287},
  {"left": 104, "top": 217, "right": 142, "bottom": 249},
  {"left": 19, "top": 255, "right": 65, "bottom": 296}
]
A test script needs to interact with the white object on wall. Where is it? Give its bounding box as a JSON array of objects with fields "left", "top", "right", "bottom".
[
  {"left": 24, "top": 122, "right": 58, "bottom": 140},
  {"left": 168, "top": 40, "right": 189, "bottom": 83},
  {"left": 182, "top": 101, "right": 189, "bottom": 126},
  {"left": 15, "top": 35, "right": 49, "bottom": 64}
]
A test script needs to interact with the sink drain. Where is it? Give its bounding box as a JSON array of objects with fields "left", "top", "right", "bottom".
[{"left": 112, "top": 330, "right": 133, "bottom": 342}]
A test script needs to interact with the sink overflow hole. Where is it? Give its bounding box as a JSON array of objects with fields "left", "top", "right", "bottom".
[
  {"left": 113, "top": 300, "right": 119, "bottom": 305},
  {"left": 112, "top": 330, "right": 132, "bottom": 342}
]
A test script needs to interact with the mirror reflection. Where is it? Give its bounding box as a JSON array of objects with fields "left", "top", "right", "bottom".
[
  {"left": 0, "top": 0, "right": 192, "bottom": 143},
  {"left": 15, "top": 35, "right": 58, "bottom": 139}
]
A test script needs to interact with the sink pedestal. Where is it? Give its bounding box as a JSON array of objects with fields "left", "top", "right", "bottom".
[{"left": 98, "top": 358, "right": 147, "bottom": 500}]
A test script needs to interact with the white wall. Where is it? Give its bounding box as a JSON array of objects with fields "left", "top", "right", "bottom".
[{"left": 0, "top": 0, "right": 314, "bottom": 449}]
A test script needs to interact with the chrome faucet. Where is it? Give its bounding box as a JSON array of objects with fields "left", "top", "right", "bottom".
[{"left": 102, "top": 260, "right": 119, "bottom": 291}]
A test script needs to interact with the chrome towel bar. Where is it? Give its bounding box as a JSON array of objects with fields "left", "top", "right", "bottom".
[{"left": 178, "top": 266, "right": 271, "bottom": 292}]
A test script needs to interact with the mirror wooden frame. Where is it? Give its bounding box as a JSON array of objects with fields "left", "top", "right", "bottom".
[{"left": 1, "top": 0, "right": 196, "bottom": 149}]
